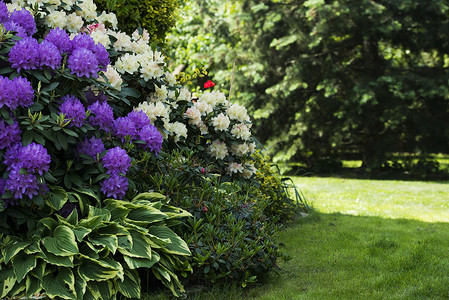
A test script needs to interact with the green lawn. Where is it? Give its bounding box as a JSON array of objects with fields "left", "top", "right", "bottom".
[{"left": 147, "top": 176, "right": 449, "bottom": 299}]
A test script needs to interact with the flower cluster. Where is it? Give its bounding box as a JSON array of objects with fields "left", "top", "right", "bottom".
[
  {"left": 112, "top": 110, "right": 163, "bottom": 154},
  {"left": 0, "top": 76, "right": 34, "bottom": 110},
  {"left": 1, "top": 140, "right": 50, "bottom": 202},
  {"left": 76, "top": 136, "right": 105, "bottom": 160},
  {"left": 59, "top": 95, "right": 86, "bottom": 127},
  {"left": 100, "top": 146, "right": 130, "bottom": 199}
]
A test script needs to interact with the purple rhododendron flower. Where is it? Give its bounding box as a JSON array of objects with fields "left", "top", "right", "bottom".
[
  {"left": 87, "top": 100, "right": 114, "bottom": 132},
  {"left": 76, "top": 136, "right": 105, "bottom": 160},
  {"left": 0, "top": 120, "right": 21, "bottom": 150},
  {"left": 19, "top": 142, "right": 51, "bottom": 175},
  {"left": 9, "top": 37, "right": 40, "bottom": 72},
  {"left": 139, "top": 124, "right": 163, "bottom": 155},
  {"left": 0, "top": 76, "right": 11, "bottom": 109},
  {"left": 3, "top": 21, "right": 28, "bottom": 38},
  {"left": 3, "top": 143, "right": 21, "bottom": 171},
  {"left": 0, "top": 76, "right": 34, "bottom": 109},
  {"left": 67, "top": 48, "right": 99, "bottom": 78},
  {"left": 85, "top": 90, "right": 108, "bottom": 105},
  {"left": 39, "top": 40, "right": 61, "bottom": 69},
  {"left": 12, "top": 76, "right": 34, "bottom": 108},
  {"left": 70, "top": 33, "right": 96, "bottom": 52},
  {"left": 100, "top": 173, "right": 128, "bottom": 199},
  {"left": 127, "top": 110, "right": 151, "bottom": 131},
  {"left": 101, "top": 146, "right": 131, "bottom": 174},
  {"left": 59, "top": 95, "right": 86, "bottom": 127},
  {"left": 92, "top": 43, "right": 109, "bottom": 70},
  {"left": 0, "top": 1, "right": 8, "bottom": 23},
  {"left": 114, "top": 117, "right": 137, "bottom": 142},
  {"left": 9, "top": 8, "right": 36, "bottom": 36},
  {"left": 44, "top": 28, "right": 72, "bottom": 54},
  {"left": 0, "top": 178, "right": 5, "bottom": 196},
  {"left": 6, "top": 165, "right": 40, "bottom": 199}
]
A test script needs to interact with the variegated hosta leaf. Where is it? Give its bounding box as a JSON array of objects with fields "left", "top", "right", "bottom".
[
  {"left": 12, "top": 252, "right": 37, "bottom": 282},
  {"left": 148, "top": 227, "right": 191, "bottom": 256},
  {"left": 115, "top": 269, "right": 141, "bottom": 299},
  {"left": 42, "top": 225, "right": 79, "bottom": 257},
  {"left": 42, "top": 268, "right": 76, "bottom": 300}
]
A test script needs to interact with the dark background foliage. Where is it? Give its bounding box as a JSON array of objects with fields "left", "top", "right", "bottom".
[{"left": 167, "top": 0, "right": 449, "bottom": 170}]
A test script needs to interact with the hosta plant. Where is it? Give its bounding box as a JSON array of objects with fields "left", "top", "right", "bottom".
[{"left": 0, "top": 192, "right": 192, "bottom": 299}]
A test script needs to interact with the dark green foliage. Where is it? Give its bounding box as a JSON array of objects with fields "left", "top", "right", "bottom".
[
  {"left": 168, "top": 0, "right": 449, "bottom": 169},
  {"left": 138, "top": 149, "right": 291, "bottom": 286},
  {"left": 94, "top": 0, "right": 180, "bottom": 44}
]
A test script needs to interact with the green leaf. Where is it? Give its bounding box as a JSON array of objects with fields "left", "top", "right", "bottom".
[
  {"left": 115, "top": 269, "right": 141, "bottom": 299},
  {"left": 3, "top": 239, "right": 31, "bottom": 264},
  {"left": 123, "top": 252, "right": 160, "bottom": 269},
  {"left": 31, "top": 71, "right": 50, "bottom": 83},
  {"left": 74, "top": 273, "right": 87, "bottom": 300},
  {"left": 45, "top": 186, "right": 69, "bottom": 211},
  {"left": 36, "top": 250, "right": 74, "bottom": 268},
  {"left": 148, "top": 227, "right": 191, "bottom": 256},
  {"left": 25, "top": 275, "right": 41, "bottom": 298},
  {"left": 42, "top": 269, "right": 76, "bottom": 300},
  {"left": 42, "top": 225, "right": 79, "bottom": 256},
  {"left": 118, "top": 231, "right": 152, "bottom": 259},
  {"left": 0, "top": 268, "right": 16, "bottom": 298},
  {"left": 127, "top": 207, "right": 168, "bottom": 223},
  {"left": 88, "top": 233, "right": 118, "bottom": 254},
  {"left": 77, "top": 256, "right": 120, "bottom": 281},
  {"left": 22, "top": 130, "right": 33, "bottom": 146},
  {"left": 38, "top": 217, "right": 59, "bottom": 232},
  {"left": 41, "top": 81, "right": 60, "bottom": 92},
  {"left": 132, "top": 192, "right": 166, "bottom": 202},
  {"left": 73, "top": 226, "right": 91, "bottom": 242},
  {"left": 73, "top": 188, "right": 100, "bottom": 203},
  {"left": 12, "top": 252, "right": 37, "bottom": 282}
]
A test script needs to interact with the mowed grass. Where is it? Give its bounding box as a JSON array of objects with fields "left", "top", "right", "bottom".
[
  {"left": 295, "top": 177, "right": 449, "bottom": 222},
  {"left": 147, "top": 177, "right": 449, "bottom": 299},
  {"left": 244, "top": 177, "right": 449, "bottom": 299}
]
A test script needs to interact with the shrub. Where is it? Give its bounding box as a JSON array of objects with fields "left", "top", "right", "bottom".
[
  {"left": 94, "top": 0, "right": 179, "bottom": 44},
  {"left": 141, "top": 149, "right": 289, "bottom": 287}
]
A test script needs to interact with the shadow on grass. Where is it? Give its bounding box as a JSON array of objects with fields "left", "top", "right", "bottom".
[
  {"left": 246, "top": 212, "right": 449, "bottom": 300},
  {"left": 144, "top": 212, "right": 449, "bottom": 300}
]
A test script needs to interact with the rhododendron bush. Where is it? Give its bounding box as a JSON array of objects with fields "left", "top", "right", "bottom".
[{"left": 0, "top": 0, "right": 277, "bottom": 298}]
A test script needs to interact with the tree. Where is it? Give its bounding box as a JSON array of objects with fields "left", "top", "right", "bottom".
[{"left": 168, "top": 0, "right": 449, "bottom": 168}]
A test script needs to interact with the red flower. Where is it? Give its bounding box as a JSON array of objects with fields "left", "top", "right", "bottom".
[
  {"left": 202, "top": 205, "right": 208, "bottom": 212},
  {"left": 204, "top": 80, "right": 215, "bottom": 89}
]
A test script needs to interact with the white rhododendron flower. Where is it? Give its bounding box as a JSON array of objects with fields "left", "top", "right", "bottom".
[
  {"left": 6, "top": 3, "right": 22, "bottom": 12},
  {"left": 90, "top": 30, "right": 110, "bottom": 48},
  {"left": 208, "top": 140, "right": 228, "bottom": 160},
  {"left": 231, "top": 123, "right": 251, "bottom": 140},
  {"left": 198, "top": 90, "right": 227, "bottom": 107},
  {"left": 248, "top": 142, "right": 256, "bottom": 154},
  {"left": 231, "top": 143, "right": 250, "bottom": 157},
  {"left": 140, "top": 61, "right": 163, "bottom": 81},
  {"left": 185, "top": 107, "right": 202, "bottom": 126},
  {"left": 212, "top": 113, "right": 230, "bottom": 131},
  {"left": 45, "top": 10, "right": 67, "bottom": 28},
  {"left": 102, "top": 65, "right": 123, "bottom": 91},
  {"left": 110, "top": 31, "right": 132, "bottom": 52},
  {"left": 115, "top": 53, "right": 140, "bottom": 74},
  {"left": 166, "top": 122, "right": 187, "bottom": 142},
  {"left": 76, "top": 0, "right": 97, "bottom": 21},
  {"left": 132, "top": 28, "right": 150, "bottom": 43},
  {"left": 177, "top": 87, "right": 191, "bottom": 101},
  {"left": 227, "top": 162, "right": 244, "bottom": 174},
  {"left": 227, "top": 103, "right": 249, "bottom": 122},
  {"left": 164, "top": 72, "right": 177, "bottom": 86},
  {"left": 154, "top": 85, "right": 168, "bottom": 101},
  {"left": 137, "top": 102, "right": 170, "bottom": 123},
  {"left": 194, "top": 101, "right": 213, "bottom": 116},
  {"left": 197, "top": 121, "right": 208, "bottom": 135},
  {"left": 65, "top": 12, "right": 83, "bottom": 33},
  {"left": 242, "top": 162, "right": 257, "bottom": 179},
  {"left": 97, "top": 12, "right": 118, "bottom": 29},
  {"left": 132, "top": 40, "right": 152, "bottom": 54}
]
